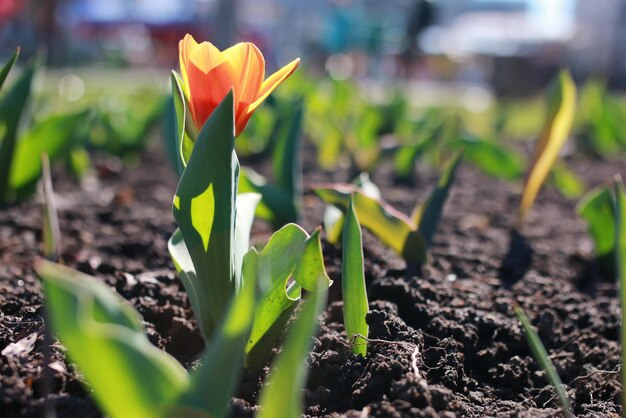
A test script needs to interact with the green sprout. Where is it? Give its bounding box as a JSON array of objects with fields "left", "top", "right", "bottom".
[
  {"left": 342, "top": 196, "right": 369, "bottom": 357},
  {"left": 514, "top": 305, "right": 573, "bottom": 418}
]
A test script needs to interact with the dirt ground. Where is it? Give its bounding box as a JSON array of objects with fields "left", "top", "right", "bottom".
[{"left": 1, "top": 140, "right": 624, "bottom": 417}]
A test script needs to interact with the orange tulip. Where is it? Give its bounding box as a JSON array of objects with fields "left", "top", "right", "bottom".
[{"left": 178, "top": 34, "right": 300, "bottom": 136}]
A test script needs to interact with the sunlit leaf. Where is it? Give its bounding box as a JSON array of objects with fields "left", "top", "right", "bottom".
[
  {"left": 175, "top": 247, "right": 259, "bottom": 418},
  {"left": 315, "top": 185, "right": 426, "bottom": 264},
  {"left": 452, "top": 135, "right": 524, "bottom": 180},
  {"left": 550, "top": 161, "right": 586, "bottom": 199},
  {"left": 172, "top": 91, "right": 237, "bottom": 339},
  {"left": 519, "top": 70, "right": 577, "bottom": 227},
  {"left": 514, "top": 306, "right": 573, "bottom": 418},
  {"left": 38, "top": 261, "right": 189, "bottom": 418},
  {"left": 9, "top": 110, "right": 90, "bottom": 197},
  {"left": 244, "top": 224, "right": 332, "bottom": 369},
  {"left": 342, "top": 196, "right": 368, "bottom": 357},
  {"left": 577, "top": 186, "right": 615, "bottom": 277},
  {"left": 257, "top": 279, "right": 328, "bottom": 418}
]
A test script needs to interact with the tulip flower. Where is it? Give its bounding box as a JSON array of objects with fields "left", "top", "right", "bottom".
[{"left": 179, "top": 34, "right": 300, "bottom": 136}]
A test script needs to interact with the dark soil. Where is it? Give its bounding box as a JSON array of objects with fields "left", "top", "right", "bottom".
[{"left": 1, "top": 138, "right": 624, "bottom": 418}]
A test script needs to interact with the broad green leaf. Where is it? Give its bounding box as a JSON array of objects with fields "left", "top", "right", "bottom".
[
  {"left": 170, "top": 71, "right": 198, "bottom": 174},
  {"left": 519, "top": 70, "right": 576, "bottom": 227},
  {"left": 9, "top": 110, "right": 90, "bottom": 195},
  {"left": 244, "top": 225, "right": 332, "bottom": 369},
  {"left": 550, "top": 161, "right": 586, "bottom": 199},
  {"left": 0, "top": 60, "right": 35, "bottom": 203},
  {"left": 0, "top": 48, "right": 19, "bottom": 91},
  {"left": 514, "top": 306, "right": 573, "bottom": 418},
  {"left": 411, "top": 152, "right": 462, "bottom": 249},
  {"left": 172, "top": 91, "right": 238, "bottom": 339},
  {"left": 452, "top": 135, "right": 524, "bottom": 180},
  {"left": 38, "top": 261, "right": 189, "bottom": 418},
  {"left": 315, "top": 186, "right": 427, "bottom": 264},
  {"left": 174, "top": 248, "right": 259, "bottom": 418},
  {"left": 342, "top": 197, "right": 368, "bottom": 357},
  {"left": 257, "top": 279, "right": 328, "bottom": 418},
  {"left": 239, "top": 167, "right": 298, "bottom": 228},
  {"left": 41, "top": 154, "right": 61, "bottom": 262},
  {"left": 577, "top": 186, "right": 615, "bottom": 277}
]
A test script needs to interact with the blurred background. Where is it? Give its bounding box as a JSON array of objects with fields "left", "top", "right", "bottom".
[{"left": 2, "top": 0, "right": 626, "bottom": 96}]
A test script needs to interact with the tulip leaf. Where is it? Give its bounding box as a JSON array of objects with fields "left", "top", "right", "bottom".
[
  {"left": 342, "top": 196, "right": 369, "bottom": 357},
  {"left": 174, "top": 248, "right": 259, "bottom": 418},
  {"left": 0, "top": 57, "right": 35, "bottom": 203},
  {"left": 577, "top": 186, "right": 615, "bottom": 277},
  {"left": 257, "top": 279, "right": 328, "bottom": 418},
  {"left": 9, "top": 110, "right": 91, "bottom": 198},
  {"left": 41, "top": 154, "right": 61, "bottom": 262},
  {"left": 323, "top": 173, "right": 380, "bottom": 245},
  {"left": 170, "top": 71, "right": 197, "bottom": 174},
  {"left": 515, "top": 306, "right": 573, "bottom": 418},
  {"left": 315, "top": 185, "right": 427, "bottom": 264},
  {"left": 0, "top": 47, "right": 19, "bottom": 91},
  {"left": 451, "top": 135, "right": 524, "bottom": 180},
  {"left": 238, "top": 167, "right": 298, "bottom": 228},
  {"left": 614, "top": 176, "right": 626, "bottom": 283},
  {"left": 38, "top": 261, "right": 189, "bottom": 418},
  {"left": 244, "top": 224, "right": 332, "bottom": 370},
  {"left": 411, "top": 152, "right": 462, "bottom": 249},
  {"left": 550, "top": 161, "right": 586, "bottom": 199},
  {"left": 394, "top": 137, "right": 435, "bottom": 180},
  {"left": 519, "top": 69, "right": 576, "bottom": 227},
  {"left": 612, "top": 176, "right": 626, "bottom": 412},
  {"left": 172, "top": 91, "right": 238, "bottom": 339}
]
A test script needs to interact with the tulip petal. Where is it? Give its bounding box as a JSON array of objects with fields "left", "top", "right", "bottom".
[
  {"left": 223, "top": 42, "right": 265, "bottom": 107},
  {"left": 186, "top": 60, "right": 237, "bottom": 130},
  {"left": 248, "top": 58, "right": 300, "bottom": 114}
]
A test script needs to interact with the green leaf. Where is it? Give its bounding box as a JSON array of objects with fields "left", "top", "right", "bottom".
[
  {"left": 0, "top": 60, "right": 35, "bottom": 203},
  {"left": 170, "top": 71, "right": 198, "bottom": 175},
  {"left": 612, "top": 176, "right": 626, "bottom": 413},
  {"left": 41, "top": 154, "right": 61, "bottom": 262},
  {"left": 38, "top": 261, "right": 189, "bottom": 418},
  {"left": 0, "top": 48, "right": 19, "bottom": 91},
  {"left": 514, "top": 306, "right": 573, "bottom": 418},
  {"left": 238, "top": 167, "right": 298, "bottom": 227},
  {"left": 577, "top": 186, "right": 615, "bottom": 277},
  {"left": 550, "top": 161, "right": 586, "bottom": 199},
  {"left": 257, "top": 279, "right": 328, "bottom": 418},
  {"left": 244, "top": 225, "right": 332, "bottom": 369},
  {"left": 519, "top": 69, "right": 577, "bottom": 227},
  {"left": 342, "top": 196, "right": 369, "bottom": 357},
  {"left": 394, "top": 138, "right": 434, "bottom": 180},
  {"left": 172, "top": 91, "right": 237, "bottom": 339},
  {"left": 323, "top": 173, "right": 380, "bottom": 245},
  {"left": 174, "top": 246, "right": 259, "bottom": 418},
  {"left": 411, "top": 152, "right": 462, "bottom": 249},
  {"left": 315, "top": 186, "right": 427, "bottom": 264},
  {"left": 452, "top": 135, "right": 524, "bottom": 180},
  {"left": 9, "top": 110, "right": 90, "bottom": 196}
]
